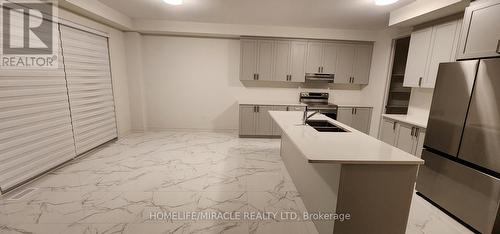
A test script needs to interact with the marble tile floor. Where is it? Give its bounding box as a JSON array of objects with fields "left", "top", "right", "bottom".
[{"left": 0, "top": 130, "right": 473, "bottom": 234}]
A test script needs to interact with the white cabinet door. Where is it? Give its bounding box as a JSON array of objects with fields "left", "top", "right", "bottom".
[
  {"left": 290, "top": 41, "right": 307, "bottom": 82},
  {"left": 404, "top": 28, "right": 433, "bottom": 87},
  {"left": 255, "top": 106, "right": 274, "bottom": 136},
  {"left": 274, "top": 40, "right": 291, "bottom": 82},
  {"left": 336, "top": 107, "right": 353, "bottom": 126},
  {"left": 322, "top": 43, "right": 338, "bottom": 74},
  {"left": 240, "top": 39, "right": 258, "bottom": 81},
  {"left": 458, "top": 0, "right": 500, "bottom": 59},
  {"left": 239, "top": 105, "right": 256, "bottom": 136},
  {"left": 414, "top": 129, "right": 426, "bottom": 157},
  {"left": 352, "top": 45, "right": 373, "bottom": 85},
  {"left": 257, "top": 40, "right": 275, "bottom": 81},
  {"left": 306, "top": 42, "right": 324, "bottom": 74},
  {"left": 396, "top": 123, "right": 416, "bottom": 154},
  {"left": 351, "top": 108, "right": 372, "bottom": 134},
  {"left": 335, "top": 44, "right": 355, "bottom": 84},
  {"left": 380, "top": 118, "right": 398, "bottom": 146},
  {"left": 423, "top": 20, "right": 459, "bottom": 88}
]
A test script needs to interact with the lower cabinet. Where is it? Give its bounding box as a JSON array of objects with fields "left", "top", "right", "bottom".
[
  {"left": 336, "top": 107, "right": 372, "bottom": 134},
  {"left": 380, "top": 117, "right": 426, "bottom": 157},
  {"left": 380, "top": 118, "right": 398, "bottom": 145},
  {"left": 239, "top": 104, "right": 305, "bottom": 137}
]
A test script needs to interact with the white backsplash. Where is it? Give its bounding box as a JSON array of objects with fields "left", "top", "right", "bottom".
[{"left": 407, "top": 87, "right": 434, "bottom": 122}]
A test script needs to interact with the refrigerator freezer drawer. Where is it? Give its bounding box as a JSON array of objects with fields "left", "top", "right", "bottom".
[{"left": 416, "top": 149, "right": 500, "bottom": 234}]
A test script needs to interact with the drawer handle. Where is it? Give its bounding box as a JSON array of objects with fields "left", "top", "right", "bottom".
[{"left": 418, "top": 77, "right": 422, "bottom": 87}]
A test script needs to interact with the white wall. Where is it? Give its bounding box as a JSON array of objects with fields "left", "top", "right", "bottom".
[
  {"left": 134, "top": 35, "right": 363, "bottom": 131},
  {"left": 124, "top": 32, "right": 148, "bottom": 131},
  {"left": 407, "top": 87, "right": 434, "bottom": 120},
  {"left": 59, "top": 9, "right": 132, "bottom": 136}
]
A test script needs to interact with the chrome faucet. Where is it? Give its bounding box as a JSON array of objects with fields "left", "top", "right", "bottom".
[{"left": 302, "top": 107, "right": 320, "bottom": 125}]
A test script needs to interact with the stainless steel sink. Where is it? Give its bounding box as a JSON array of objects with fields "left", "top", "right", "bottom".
[{"left": 306, "top": 120, "right": 349, "bottom": 132}]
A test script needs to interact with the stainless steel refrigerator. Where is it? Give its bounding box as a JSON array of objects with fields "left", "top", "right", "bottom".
[{"left": 416, "top": 58, "right": 500, "bottom": 234}]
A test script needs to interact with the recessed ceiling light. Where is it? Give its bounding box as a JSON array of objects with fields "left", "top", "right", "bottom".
[
  {"left": 163, "top": 0, "right": 183, "bottom": 6},
  {"left": 375, "top": 0, "right": 399, "bottom": 6}
]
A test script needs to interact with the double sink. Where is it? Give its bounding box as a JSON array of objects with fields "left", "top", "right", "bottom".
[{"left": 305, "top": 120, "right": 349, "bottom": 132}]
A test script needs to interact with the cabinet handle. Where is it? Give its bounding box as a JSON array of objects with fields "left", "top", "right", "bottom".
[
  {"left": 497, "top": 40, "right": 500, "bottom": 54},
  {"left": 289, "top": 75, "right": 292, "bottom": 81},
  {"left": 318, "top": 67, "right": 321, "bottom": 73},
  {"left": 351, "top": 108, "right": 354, "bottom": 115},
  {"left": 257, "top": 106, "right": 259, "bottom": 112},
  {"left": 411, "top": 127, "right": 415, "bottom": 137},
  {"left": 414, "top": 128, "right": 419, "bottom": 137},
  {"left": 393, "top": 122, "right": 396, "bottom": 131},
  {"left": 286, "top": 106, "right": 289, "bottom": 111},
  {"left": 352, "top": 77, "right": 355, "bottom": 84},
  {"left": 256, "top": 74, "right": 259, "bottom": 80},
  {"left": 418, "top": 77, "right": 422, "bottom": 87}
]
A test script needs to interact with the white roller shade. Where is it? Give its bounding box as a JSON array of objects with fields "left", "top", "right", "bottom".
[
  {"left": 60, "top": 25, "right": 117, "bottom": 155},
  {"left": 0, "top": 16, "right": 76, "bottom": 192}
]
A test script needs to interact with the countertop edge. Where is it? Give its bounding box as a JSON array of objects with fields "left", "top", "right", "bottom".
[
  {"left": 382, "top": 114, "right": 428, "bottom": 129},
  {"left": 307, "top": 159, "right": 424, "bottom": 165},
  {"left": 272, "top": 111, "right": 425, "bottom": 165}
]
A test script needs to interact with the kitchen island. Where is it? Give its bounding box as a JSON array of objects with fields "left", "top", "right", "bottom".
[{"left": 270, "top": 111, "right": 424, "bottom": 234}]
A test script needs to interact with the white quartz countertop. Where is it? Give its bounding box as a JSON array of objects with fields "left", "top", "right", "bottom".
[
  {"left": 238, "top": 100, "right": 306, "bottom": 106},
  {"left": 270, "top": 111, "right": 424, "bottom": 165},
  {"left": 382, "top": 114, "right": 427, "bottom": 129}
]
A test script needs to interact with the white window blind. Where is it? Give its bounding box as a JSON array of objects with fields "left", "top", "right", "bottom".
[
  {"left": 0, "top": 19, "right": 76, "bottom": 192},
  {"left": 60, "top": 25, "right": 117, "bottom": 155}
]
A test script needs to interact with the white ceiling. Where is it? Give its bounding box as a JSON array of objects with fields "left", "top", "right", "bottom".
[{"left": 99, "top": 0, "right": 415, "bottom": 30}]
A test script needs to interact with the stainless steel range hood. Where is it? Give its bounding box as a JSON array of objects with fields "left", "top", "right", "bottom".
[{"left": 305, "top": 73, "right": 334, "bottom": 83}]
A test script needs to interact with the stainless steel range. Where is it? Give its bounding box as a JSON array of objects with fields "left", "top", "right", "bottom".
[{"left": 299, "top": 92, "right": 338, "bottom": 120}]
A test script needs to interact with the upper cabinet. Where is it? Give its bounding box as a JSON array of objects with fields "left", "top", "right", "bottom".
[
  {"left": 240, "top": 39, "right": 275, "bottom": 81},
  {"left": 335, "top": 44, "right": 373, "bottom": 84},
  {"left": 305, "top": 42, "right": 338, "bottom": 74},
  {"left": 290, "top": 41, "right": 308, "bottom": 82},
  {"left": 274, "top": 40, "right": 307, "bottom": 82},
  {"left": 240, "top": 39, "right": 258, "bottom": 81},
  {"left": 257, "top": 40, "right": 275, "bottom": 81},
  {"left": 240, "top": 37, "right": 373, "bottom": 84},
  {"left": 458, "top": 0, "right": 500, "bottom": 60},
  {"left": 404, "top": 19, "right": 461, "bottom": 88}
]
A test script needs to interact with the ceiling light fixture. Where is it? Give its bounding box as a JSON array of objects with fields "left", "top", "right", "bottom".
[
  {"left": 375, "top": 0, "right": 399, "bottom": 6},
  {"left": 163, "top": 0, "right": 183, "bottom": 6}
]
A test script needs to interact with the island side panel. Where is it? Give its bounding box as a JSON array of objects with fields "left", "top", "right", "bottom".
[
  {"left": 280, "top": 133, "right": 342, "bottom": 234},
  {"left": 334, "top": 164, "right": 419, "bottom": 234}
]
